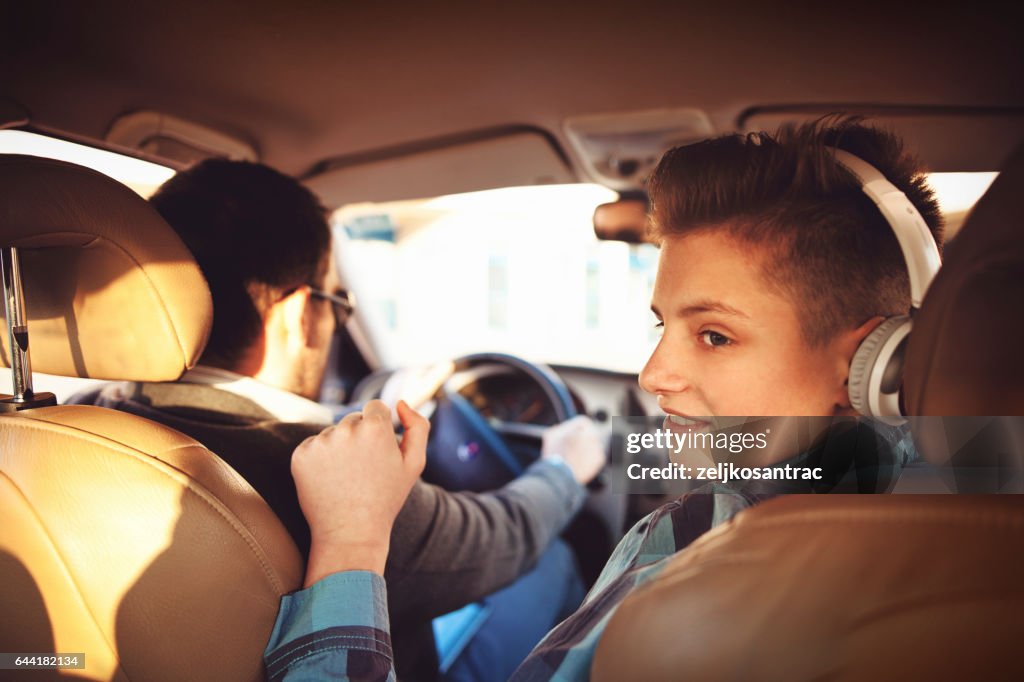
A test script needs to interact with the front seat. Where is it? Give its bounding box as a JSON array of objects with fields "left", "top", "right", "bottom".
[
  {"left": 591, "top": 144, "right": 1024, "bottom": 681},
  {"left": 0, "top": 154, "right": 303, "bottom": 681}
]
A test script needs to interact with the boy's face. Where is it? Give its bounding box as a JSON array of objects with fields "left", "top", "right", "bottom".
[{"left": 640, "top": 231, "right": 861, "bottom": 420}]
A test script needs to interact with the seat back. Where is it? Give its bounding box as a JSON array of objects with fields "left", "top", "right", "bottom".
[
  {"left": 0, "top": 155, "right": 303, "bottom": 681},
  {"left": 593, "top": 495, "right": 1024, "bottom": 682},
  {"left": 903, "top": 144, "right": 1024, "bottom": 416}
]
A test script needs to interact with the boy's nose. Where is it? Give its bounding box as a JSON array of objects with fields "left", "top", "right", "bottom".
[{"left": 639, "top": 338, "right": 688, "bottom": 396}]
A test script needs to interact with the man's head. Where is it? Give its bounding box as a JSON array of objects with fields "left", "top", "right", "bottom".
[
  {"left": 639, "top": 117, "right": 945, "bottom": 417},
  {"left": 150, "top": 159, "right": 338, "bottom": 399}
]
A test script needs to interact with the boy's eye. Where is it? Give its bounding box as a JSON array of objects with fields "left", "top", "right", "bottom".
[{"left": 699, "top": 330, "right": 732, "bottom": 347}]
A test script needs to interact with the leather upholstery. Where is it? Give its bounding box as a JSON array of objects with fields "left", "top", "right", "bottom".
[
  {"left": 593, "top": 495, "right": 1024, "bottom": 682},
  {"left": 0, "top": 154, "right": 212, "bottom": 381},
  {"left": 0, "top": 155, "right": 303, "bottom": 680},
  {"left": 903, "top": 143, "right": 1024, "bottom": 416},
  {"left": 902, "top": 144, "right": 1024, "bottom": 470},
  {"left": 0, "top": 406, "right": 303, "bottom": 681}
]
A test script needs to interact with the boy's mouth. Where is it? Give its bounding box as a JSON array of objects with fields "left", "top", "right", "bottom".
[{"left": 663, "top": 413, "right": 712, "bottom": 433}]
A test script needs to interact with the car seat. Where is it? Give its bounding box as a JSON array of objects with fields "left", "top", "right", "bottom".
[{"left": 0, "top": 155, "right": 303, "bottom": 681}]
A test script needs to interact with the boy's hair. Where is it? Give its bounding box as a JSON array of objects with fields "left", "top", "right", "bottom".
[
  {"left": 150, "top": 159, "right": 331, "bottom": 369},
  {"left": 647, "top": 116, "right": 945, "bottom": 346}
]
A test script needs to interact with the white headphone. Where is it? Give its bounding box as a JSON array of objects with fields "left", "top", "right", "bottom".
[{"left": 832, "top": 149, "right": 942, "bottom": 423}]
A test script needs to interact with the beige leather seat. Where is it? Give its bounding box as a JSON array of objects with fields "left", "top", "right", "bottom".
[
  {"left": 0, "top": 155, "right": 303, "bottom": 681},
  {"left": 592, "top": 145, "right": 1024, "bottom": 681}
]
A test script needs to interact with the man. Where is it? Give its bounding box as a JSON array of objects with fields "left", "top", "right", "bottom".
[
  {"left": 71, "top": 159, "right": 605, "bottom": 680},
  {"left": 261, "top": 117, "right": 944, "bottom": 680}
]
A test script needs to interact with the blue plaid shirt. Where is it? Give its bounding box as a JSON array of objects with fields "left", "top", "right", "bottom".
[
  {"left": 265, "top": 422, "right": 916, "bottom": 681},
  {"left": 265, "top": 571, "right": 395, "bottom": 682}
]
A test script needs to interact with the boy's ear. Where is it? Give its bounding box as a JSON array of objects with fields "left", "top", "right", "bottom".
[
  {"left": 838, "top": 316, "right": 887, "bottom": 366},
  {"left": 832, "top": 316, "right": 886, "bottom": 411}
]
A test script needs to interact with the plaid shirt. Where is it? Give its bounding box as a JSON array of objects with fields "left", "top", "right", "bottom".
[
  {"left": 265, "top": 422, "right": 916, "bottom": 681},
  {"left": 509, "top": 421, "right": 917, "bottom": 681},
  {"left": 265, "top": 571, "right": 395, "bottom": 682}
]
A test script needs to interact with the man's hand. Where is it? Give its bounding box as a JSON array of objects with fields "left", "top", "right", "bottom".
[
  {"left": 380, "top": 360, "right": 455, "bottom": 421},
  {"left": 292, "top": 399, "right": 429, "bottom": 586},
  {"left": 541, "top": 416, "right": 606, "bottom": 486}
]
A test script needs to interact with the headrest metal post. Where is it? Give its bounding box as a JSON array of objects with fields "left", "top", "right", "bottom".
[
  {"left": 1, "top": 247, "right": 33, "bottom": 400},
  {"left": 1, "top": 247, "right": 55, "bottom": 411}
]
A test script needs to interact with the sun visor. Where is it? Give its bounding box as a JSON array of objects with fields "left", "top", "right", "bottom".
[
  {"left": 105, "top": 110, "right": 259, "bottom": 167},
  {"left": 0, "top": 155, "right": 212, "bottom": 381},
  {"left": 305, "top": 129, "right": 575, "bottom": 206}
]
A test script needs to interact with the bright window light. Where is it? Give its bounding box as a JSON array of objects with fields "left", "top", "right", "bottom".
[
  {"left": 423, "top": 183, "right": 618, "bottom": 214},
  {"left": 0, "top": 129, "right": 175, "bottom": 197},
  {"left": 926, "top": 172, "right": 998, "bottom": 215},
  {"left": 333, "top": 184, "right": 664, "bottom": 374}
]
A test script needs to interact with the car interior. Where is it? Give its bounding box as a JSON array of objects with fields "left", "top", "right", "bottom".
[{"left": 1, "top": 1, "right": 1022, "bottom": 680}]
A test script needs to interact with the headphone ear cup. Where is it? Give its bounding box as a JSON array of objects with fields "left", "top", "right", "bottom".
[{"left": 848, "top": 316, "right": 912, "bottom": 418}]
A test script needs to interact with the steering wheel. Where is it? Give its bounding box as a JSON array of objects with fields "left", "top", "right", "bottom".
[
  {"left": 358, "top": 351, "right": 620, "bottom": 583},
  {"left": 421, "top": 352, "right": 579, "bottom": 493}
]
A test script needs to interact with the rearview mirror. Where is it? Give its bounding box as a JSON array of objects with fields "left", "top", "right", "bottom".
[{"left": 593, "top": 197, "right": 650, "bottom": 244}]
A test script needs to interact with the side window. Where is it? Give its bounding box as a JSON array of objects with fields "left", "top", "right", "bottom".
[{"left": 0, "top": 129, "right": 175, "bottom": 197}]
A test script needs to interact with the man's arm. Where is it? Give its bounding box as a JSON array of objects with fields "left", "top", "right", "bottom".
[{"left": 384, "top": 456, "right": 587, "bottom": 622}]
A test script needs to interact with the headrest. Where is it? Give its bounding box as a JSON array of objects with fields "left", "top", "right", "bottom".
[
  {"left": 904, "top": 144, "right": 1024, "bottom": 415},
  {"left": 0, "top": 154, "right": 211, "bottom": 381}
]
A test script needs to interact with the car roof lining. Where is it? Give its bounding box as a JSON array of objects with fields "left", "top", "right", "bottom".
[{"left": 5, "top": 1, "right": 1023, "bottom": 202}]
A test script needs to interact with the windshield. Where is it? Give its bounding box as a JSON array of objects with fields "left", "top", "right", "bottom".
[
  {"left": 332, "top": 170, "right": 999, "bottom": 375},
  {"left": 333, "top": 184, "right": 661, "bottom": 374}
]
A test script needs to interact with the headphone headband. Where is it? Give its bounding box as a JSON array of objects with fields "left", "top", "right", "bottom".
[
  {"left": 832, "top": 148, "right": 942, "bottom": 420},
  {"left": 830, "top": 149, "right": 941, "bottom": 309}
]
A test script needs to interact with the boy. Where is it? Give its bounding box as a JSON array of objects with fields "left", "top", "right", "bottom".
[{"left": 264, "top": 117, "right": 944, "bottom": 680}]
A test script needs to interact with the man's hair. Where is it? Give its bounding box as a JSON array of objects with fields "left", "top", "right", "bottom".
[
  {"left": 648, "top": 116, "right": 945, "bottom": 346},
  {"left": 150, "top": 159, "right": 331, "bottom": 368}
]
